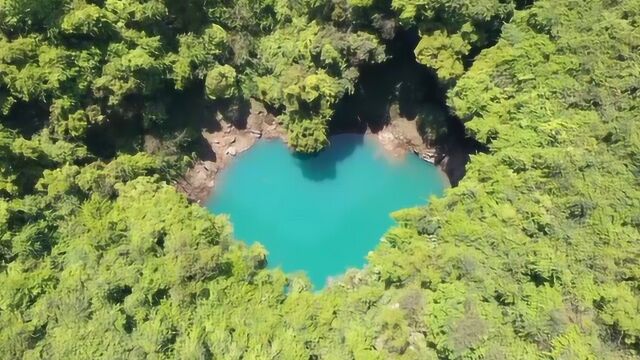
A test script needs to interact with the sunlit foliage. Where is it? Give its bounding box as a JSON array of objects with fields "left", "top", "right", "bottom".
[{"left": 0, "top": 0, "right": 639, "bottom": 358}]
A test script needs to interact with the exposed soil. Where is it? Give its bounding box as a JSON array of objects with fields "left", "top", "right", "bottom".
[
  {"left": 373, "top": 104, "right": 438, "bottom": 162},
  {"left": 176, "top": 100, "right": 286, "bottom": 203},
  {"left": 369, "top": 104, "right": 471, "bottom": 187}
]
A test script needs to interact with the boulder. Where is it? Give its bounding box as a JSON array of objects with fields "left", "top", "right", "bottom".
[
  {"left": 226, "top": 146, "right": 237, "bottom": 156},
  {"left": 249, "top": 129, "right": 263, "bottom": 138}
]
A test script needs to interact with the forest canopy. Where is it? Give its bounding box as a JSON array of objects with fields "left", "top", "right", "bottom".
[{"left": 1, "top": 0, "right": 640, "bottom": 359}]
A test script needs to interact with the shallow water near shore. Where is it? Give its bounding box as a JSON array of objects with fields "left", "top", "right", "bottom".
[{"left": 206, "top": 134, "right": 445, "bottom": 288}]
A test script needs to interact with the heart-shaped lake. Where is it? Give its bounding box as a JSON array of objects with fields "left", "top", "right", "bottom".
[{"left": 206, "top": 134, "right": 446, "bottom": 288}]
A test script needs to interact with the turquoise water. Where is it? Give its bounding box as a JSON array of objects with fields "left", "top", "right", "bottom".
[{"left": 206, "top": 134, "right": 445, "bottom": 288}]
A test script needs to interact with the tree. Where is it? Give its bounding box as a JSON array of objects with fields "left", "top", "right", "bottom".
[
  {"left": 0, "top": 0, "right": 639, "bottom": 358},
  {"left": 205, "top": 65, "right": 237, "bottom": 100}
]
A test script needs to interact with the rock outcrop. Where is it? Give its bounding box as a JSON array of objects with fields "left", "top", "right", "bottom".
[{"left": 177, "top": 99, "right": 286, "bottom": 203}]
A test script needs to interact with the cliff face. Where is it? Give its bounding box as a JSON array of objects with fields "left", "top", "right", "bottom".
[
  {"left": 438, "top": 149, "right": 470, "bottom": 187},
  {"left": 434, "top": 119, "right": 482, "bottom": 187},
  {"left": 372, "top": 107, "right": 473, "bottom": 188}
]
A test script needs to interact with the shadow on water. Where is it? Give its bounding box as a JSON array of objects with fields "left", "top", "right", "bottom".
[{"left": 293, "top": 134, "right": 364, "bottom": 182}]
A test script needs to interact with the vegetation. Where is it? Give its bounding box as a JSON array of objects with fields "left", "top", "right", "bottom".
[{"left": 1, "top": 0, "right": 639, "bottom": 359}]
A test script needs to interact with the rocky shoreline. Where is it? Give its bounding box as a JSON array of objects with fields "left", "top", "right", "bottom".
[
  {"left": 177, "top": 100, "right": 467, "bottom": 204},
  {"left": 176, "top": 100, "right": 286, "bottom": 203}
]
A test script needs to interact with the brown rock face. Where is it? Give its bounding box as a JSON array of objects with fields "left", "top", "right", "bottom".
[
  {"left": 177, "top": 99, "right": 286, "bottom": 203},
  {"left": 438, "top": 151, "right": 469, "bottom": 187},
  {"left": 177, "top": 97, "right": 473, "bottom": 203}
]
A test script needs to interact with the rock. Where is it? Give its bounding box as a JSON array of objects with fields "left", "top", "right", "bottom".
[
  {"left": 410, "top": 332, "right": 425, "bottom": 342},
  {"left": 250, "top": 98, "right": 268, "bottom": 115},
  {"left": 143, "top": 134, "right": 162, "bottom": 154},
  {"left": 226, "top": 146, "right": 237, "bottom": 156},
  {"left": 229, "top": 136, "right": 237, "bottom": 145},
  {"left": 249, "top": 129, "right": 262, "bottom": 138},
  {"left": 203, "top": 161, "right": 215, "bottom": 171},
  {"left": 420, "top": 153, "right": 436, "bottom": 164},
  {"left": 379, "top": 131, "right": 395, "bottom": 142},
  {"left": 247, "top": 114, "right": 264, "bottom": 129},
  {"left": 264, "top": 114, "right": 276, "bottom": 126}
]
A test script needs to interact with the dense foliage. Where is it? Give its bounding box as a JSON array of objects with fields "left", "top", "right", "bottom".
[{"left": 1, "top": 0, "right": 639, "bottom": 359}]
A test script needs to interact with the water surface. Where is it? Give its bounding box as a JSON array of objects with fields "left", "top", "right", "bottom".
[{"left": 207, "top": 134, "right": 445, "bottom": 288}]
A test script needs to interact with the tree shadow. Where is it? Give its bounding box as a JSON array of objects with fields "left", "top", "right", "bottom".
[
  {"left": 86, "top": 95, "right": 146, "bottom": 159},
  {"left": 192, "top": 135, "right": 217, "bottom": 162},
  {"left": 166, "top": 82, "right": 220, "bottom": 133},
  {"left": 164, "top": 83, "right": 251, "bottom": 134},
  {"left": 293, "top": 134, "right": 364, "bottom": 182},
  {"left": 329, "top": 27, "right": 490, "bottom": 186},
  {"left": 330, "top": 28, "right": 447, "bottom": 135},
  {"left": 2, "top": 101, "right": 48, "bottom": 138},
  {"left": 217, "top": 97, "right": 251, "bottom": 130},
  {"left": 160, "top": 82, "right": 251, "bottom": 158}
]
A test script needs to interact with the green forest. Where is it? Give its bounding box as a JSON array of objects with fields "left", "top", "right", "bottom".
[{"left": 1, "top": 0, "right": 639, "bottom": 358}]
